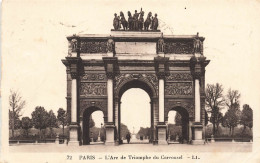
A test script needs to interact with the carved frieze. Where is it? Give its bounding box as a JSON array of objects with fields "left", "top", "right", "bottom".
[
  {"left": 80, "top": 83, "right": 107, "bottom": 96},
  {"left": 164, "top": 41, "right": 193, "bottom": 54},
  {"left": 166, "top": 73, "right": 192, "bottom": 81},
  {"left": 165, "top": 82, "right": 192, "bottom": 96},
  {"left": 81, "top": 73, "right": 106, "bottom": 81},
  {"left": 80, "top": 41, "right": 107, "bottom": 53}
]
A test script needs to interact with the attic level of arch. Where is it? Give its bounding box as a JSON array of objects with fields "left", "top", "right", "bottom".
[{"left": 67, "top": 32, "right": 204, "bottom": 56}]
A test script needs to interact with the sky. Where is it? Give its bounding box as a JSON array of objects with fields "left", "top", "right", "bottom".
[{"left": 1, "top": 0, "right": 260, "bottom": 137}]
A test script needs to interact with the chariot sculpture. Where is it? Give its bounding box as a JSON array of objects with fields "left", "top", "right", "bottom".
[{"left": 113, "top": 8, "right": 159, "bottom": 31}]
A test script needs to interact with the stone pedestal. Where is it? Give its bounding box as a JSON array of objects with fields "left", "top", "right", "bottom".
[
  {"left": 105, "top": 122, "right": 115, "bottom": 145},
  {"left": 157, "top": 123, "right": 168, "bottom": 145},
  {"left": 68, "top": 124, "right": 80, "bottom": 146},
  {"left": 191, "top": 123, "right": 204, "bottom": 145},
  {"left": 55, "top": 135, "right": 59, "bottom": 145},
  {"left": 211, "top": 134, "right": 215, "bottom": 143}
]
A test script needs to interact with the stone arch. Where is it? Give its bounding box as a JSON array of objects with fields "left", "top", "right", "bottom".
[
  {"left": 115, "top": 74, "right": 158, "bottom": 99},
  {"left": 165, "top": 100, "right": 194, "bottom": 121},
  {"left": 114, "top": 74, "right": 157, "bottom": 144},
  {"left": 80, "top": 99, "right": 107, "bottom": 121},
  {"left": 166, "top": 106, "right": 190, "bottom": 143},
  {"left": 81, "top": 106, "right": 105, "bottom": 145}
]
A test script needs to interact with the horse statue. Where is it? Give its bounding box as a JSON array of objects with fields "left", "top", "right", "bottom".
[
  {"left": 144, "top": 12, "right": 152, "bottom": 31},
  {"left": 120, "top": 11, "right": 128, "bottom": 30},
  {"left": 127, "top": 11, "right": 134, "bottom": 30},
  {"left": 138, "top": 11, "right": 144, "bottom": 30}
]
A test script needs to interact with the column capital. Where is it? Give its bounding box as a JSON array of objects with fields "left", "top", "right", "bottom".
[
  {"left": 65, "top": 57, "right": 82, "bottom": 79},
  {"left": 103, "top": 57, "right": 118, "bottom": 79},
  {"left": 154, "top": 56, "right": 169, "bottom": 79},
  {"left": 190, "top": 56, "right": 206, "bottom": 80}
]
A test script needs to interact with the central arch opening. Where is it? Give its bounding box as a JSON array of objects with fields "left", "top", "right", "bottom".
[{"left": 117, "top": 79, "right": 155, "bottom": 144}]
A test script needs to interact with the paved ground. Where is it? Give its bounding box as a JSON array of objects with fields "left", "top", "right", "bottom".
[{"left": 9, "top": 142, "right": 252, "bottom": 153}]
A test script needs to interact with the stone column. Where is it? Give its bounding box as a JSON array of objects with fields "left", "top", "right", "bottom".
[
  {"left": 154, "top": 56, "right": 169, "bottom": 145},
  {"left": 159, "top": 79, "right": 164, "bottom": 122},
  {"left": 190, "top": 56, "right": 205, "bottom": 145},
  {"left": 107, "top": 78, "right": 113, "bottom": 123},
  {"left": 150, "top": 101, "right": 154, "bottom": 143},
  {"left": 105, "top": 76, "right": 115, "bottom": 145},
  {"left": 195, "top": 79, "right": 201, "bottom": 122},
  {"left": 151, "top": 99, "right": 158, "bottom": 144},
  {"left": 67, "top": 58, "right": 80, "bottom": 146},
  {"left": 103, "top": 57, "right": 117, "bottom": 145},
  {"left": 114, "top": 99, "right": 120, "bottom": 145},
  {"left": 157, "top": 76, "right": 167, "bottom": 145}
]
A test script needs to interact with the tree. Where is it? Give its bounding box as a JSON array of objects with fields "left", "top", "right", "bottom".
[
  {"left": 223, "top": 88, "right": 241, "bottom": 137},
  {"left": 205, "top": 83, "right": 225, "bottom": 135},
  {"left": 209, "top": 107, "right": 224, "bottom": 135},
  {"left": 204, "top": 109, "right": 209, "bottom": 126},
  {"left": 174, "top": 112, "right": 182, "bottom": 126},
  {"left": 137, "top": 127, "right": 151, "bottom": 138},
  {"left": 48, "top": 110, "right": 58, "bottom": 138},
  {"left": 31, "top": 106, "right": 49, "bottom": 138},
  {"left": 9, "top": 110, "right": 21, "bottom": 130},
  {"left": 223, "top": 106, "right": 240, "bottom": 137},
  {"left": 240, "top": 104, "right": 253, "bottom": 133},
  {"left": 57, "top": 108, "right": 68, "bottom": 137},
  {"left": 213, "top": 109, "right": 223, "bottom": 135},
  {"left": 89, "top": 115, "right": 95, "bottom": 128},
  {"left": 120, "top": 123, "right": 130, "bottom": 139},
  {"left": 21, "top": 117, "right": 33, "bottom": 137},
  {"left": 9, "top": 89, "right": 26, "bottom": 138},
  {"left": 225, "top": 88, "right": 240, "bottom": 108}
]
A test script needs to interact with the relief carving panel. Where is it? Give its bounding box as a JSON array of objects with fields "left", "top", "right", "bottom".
[
  {"left": 81, "top": 73, "right": 106, "bottom": 81},
  {"left": 166, "top": 73, "right": 192, "bottom": 81},
  {"left": 80, "top": 41, "right": 107, "bottom": 53},
  {"left": 165, "top": 82, "right": 192, "bottom": 96},
  {"left": 165, "top": 41, "right": 193, "bottom": 54},
  {"left": 80, "top": 83, "right": 107, "bottom": 96}
]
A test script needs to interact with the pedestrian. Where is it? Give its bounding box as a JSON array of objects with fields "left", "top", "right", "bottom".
[{"left": 126, "top": 132, "right": 131, "bottom": 144}]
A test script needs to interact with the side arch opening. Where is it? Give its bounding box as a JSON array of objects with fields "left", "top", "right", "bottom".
[
  {"left": 167, "top": 107, "right": 190, "bottom": 144},
  {"left": 82, "top": 107, "right": 104, "bottom": 145}
]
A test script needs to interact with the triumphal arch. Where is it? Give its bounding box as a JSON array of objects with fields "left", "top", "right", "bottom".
[{"left": 62, "top": 13, "right": 209, "bottom": 145}]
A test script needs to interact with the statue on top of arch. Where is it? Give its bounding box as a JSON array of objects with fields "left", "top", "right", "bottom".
[{"left": 113, "top": 8, "right": 160, "bottom": 31}]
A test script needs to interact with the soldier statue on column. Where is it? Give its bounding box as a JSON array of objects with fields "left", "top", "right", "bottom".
[
  {"left": 193, "top": 32, "right": 202, "bottom": 53},
  {"left": 158, "top": 34, "right": 164, "bottom": 53}
]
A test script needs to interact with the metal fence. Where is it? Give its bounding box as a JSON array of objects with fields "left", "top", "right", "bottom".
[
  {"left": 9, "top": 138, "right": 67, "bottom": 145},
  {"left": 205, "top": 137, "right": 252, "bottom": 143}
]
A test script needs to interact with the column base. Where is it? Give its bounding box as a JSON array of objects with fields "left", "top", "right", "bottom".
[
  {"left": 191, "top": 140, "right": 204, "bottom": 145},
  {"left": 157, "top": 123, "right": 168, "bottom": 145},
  {"left": 105, "top": 141, "right": 116, "bottom": 145},
  {"left": 68, "top": 124, "right": 80, "bottom": 146},
  {"left": 191, "top": 122, "right": 204, "bottom": 145},
  {"left": 105, "top": 122, "right": 115, "bottom": 146},
  {"left": 68, "top": 141, "right": 80, "bottom": 146},
  {"left": 153, "top": 140, "right": 158, "bottom": 145}
]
